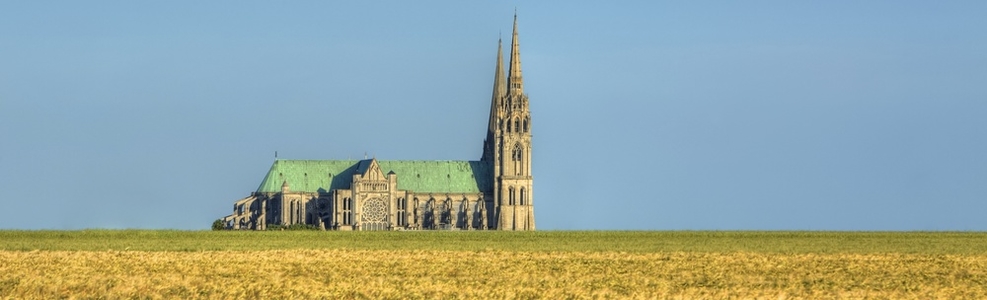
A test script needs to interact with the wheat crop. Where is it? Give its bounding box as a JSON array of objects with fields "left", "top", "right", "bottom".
[{"left": 1, "top": 249, "right": 985, "bottom": 299}]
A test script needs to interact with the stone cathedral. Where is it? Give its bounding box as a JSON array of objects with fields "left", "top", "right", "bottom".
[{"left": 223, "top": 16, "right": 535, "bottom": 231}]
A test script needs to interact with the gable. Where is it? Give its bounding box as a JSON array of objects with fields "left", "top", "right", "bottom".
[{"left": 357, "top": 159, "right": 386, "bottom": 181}]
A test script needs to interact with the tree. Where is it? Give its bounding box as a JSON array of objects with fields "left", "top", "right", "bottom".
[{"left": 212, "top": 219, "right": 226, "bottom": 231}]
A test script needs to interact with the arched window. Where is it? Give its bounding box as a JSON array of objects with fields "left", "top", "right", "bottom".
[
  {"left": 342, "top": 197, "right": 353, "bottom": 225},
  {"left": 507, "top": 119, "right": 512, "bottom": 132},
  {"left": 412, "top": 197, "right": 420, "bottom": 224},
  {"left": 514, "top": 118, "right": 520, "bottom": 134},
  {"left": 523, "top": 118, "right": 529, "bottom": 132},
  {"left": 427, "top": 198, "right": 436, "bottom": 228},
  {"left": 397, "top": 197, "right": 407, "bottom": 227},
  {"left": 290, "top": 201, "right": 296, "bottom": 224},
  {"left": 509, "top": 187, "right": 515, "bottom": 205},
  {"left": 520, "top": 187, "right": 526, "bottom": 206},
  {"left": 512, "top": 143, "right": 524, "bottom": 176}
]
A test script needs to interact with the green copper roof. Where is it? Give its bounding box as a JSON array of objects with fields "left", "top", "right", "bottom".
[{"left": 255, "top": 159, "right": 492, "bottom": 194}]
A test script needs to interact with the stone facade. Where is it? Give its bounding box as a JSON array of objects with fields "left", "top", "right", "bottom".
[{"left": 223, "top": 16, "right": 535, "bottom": 231}]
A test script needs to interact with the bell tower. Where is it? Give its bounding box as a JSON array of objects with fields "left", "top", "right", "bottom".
[{"left": 484, "top": 14, "right": 534, "bottom": 230}]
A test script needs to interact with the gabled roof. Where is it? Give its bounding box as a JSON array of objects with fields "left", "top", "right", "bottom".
[
  {"left": 255, "top": 159, "right": 492, "bottom": 194},
  {"left": 356, "top": 159, "right": 386, "bottom": 181}
]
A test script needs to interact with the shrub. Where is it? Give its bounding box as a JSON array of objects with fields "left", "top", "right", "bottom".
[{"left": 211, "top": 219, "right": 226, "bottom": 231}]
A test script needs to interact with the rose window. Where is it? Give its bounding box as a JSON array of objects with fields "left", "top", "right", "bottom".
[{"left": 362, "top": 198, "right": 387, "bottom": 222}]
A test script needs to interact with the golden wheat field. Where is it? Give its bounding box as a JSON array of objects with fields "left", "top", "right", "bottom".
[{"left": 1, "top": 231, "right": 986, "bottom": 299}]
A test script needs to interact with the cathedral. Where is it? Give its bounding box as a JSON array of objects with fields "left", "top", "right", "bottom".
[{"left": 223, "top": 16, "right": 535, "bottom": 231}]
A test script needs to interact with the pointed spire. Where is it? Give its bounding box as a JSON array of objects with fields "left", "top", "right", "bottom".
[
  {"left": 488, "top": 38, "right": 506, "bottom": 133},
  {"left": 508, "top": 12, "right": 523, "bottom": 95}
]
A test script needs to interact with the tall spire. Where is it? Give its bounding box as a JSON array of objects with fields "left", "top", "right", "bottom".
[
  {"left": 488, "top": 38, "right": 506, "bottom": 133},
  {"left": 508, "top": 13, "right": 523, "bottom": 95}
]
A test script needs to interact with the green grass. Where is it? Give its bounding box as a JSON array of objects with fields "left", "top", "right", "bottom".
[{"left": 1, "top": 230, "right": 985, "bottom": 254}]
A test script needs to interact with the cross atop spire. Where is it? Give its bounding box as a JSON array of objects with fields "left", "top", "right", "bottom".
[{"left": 508, "top": 12, "right": 523, "bottom": 95}]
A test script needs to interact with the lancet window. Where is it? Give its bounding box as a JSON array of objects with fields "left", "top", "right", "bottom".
[
  {"left": 341, "top": 197, "right": 353, "bottom": 225},
  {"left": 396, "top": 197, "right": 407, "bottom": 227}
]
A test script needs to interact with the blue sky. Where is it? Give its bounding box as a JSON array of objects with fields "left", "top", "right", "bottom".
[{"left": 1, "top": 2, "right": 985, "bottom": 230}]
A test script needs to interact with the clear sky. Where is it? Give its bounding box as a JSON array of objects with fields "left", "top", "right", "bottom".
[{"left": 1, "top": 2, "right": 985, "bottom": 230}]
